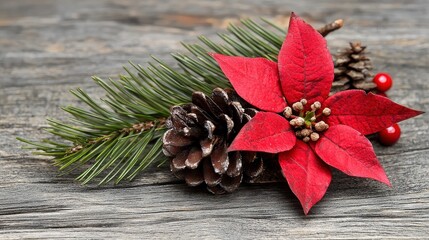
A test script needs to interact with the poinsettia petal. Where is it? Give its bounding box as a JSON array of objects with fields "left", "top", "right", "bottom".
[
  {"left": 211, "top": 53, "right": 287, "bottom": 112},
  {"left": 278, "top": 13, "right": 334, "bottom": 106},
  {"left": 228, "top": 112, "right": 296, "bottom": 153},
  {"left": 315, "top": 124, "right": 391, "bottom": 185},
  {"left": 279, "top": 141, "right": 332, "bottom": 215},
  {"left": 324, "top": 90, "right": 423, "bottom": 135}
]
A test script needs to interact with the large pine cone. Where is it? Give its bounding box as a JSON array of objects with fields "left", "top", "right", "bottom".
[
  {"left": 331, "top": 42, "right": 376, "bottom": 94},
  {"left": 162, "top": 88, "right": 269, "bottom": 194}
]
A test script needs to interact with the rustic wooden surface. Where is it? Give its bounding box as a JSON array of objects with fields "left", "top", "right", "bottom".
[{"left": 1, "top": 0, "right": 428, "bottom": 239}]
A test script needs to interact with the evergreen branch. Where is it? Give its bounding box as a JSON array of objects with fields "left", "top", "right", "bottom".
[{"left": 18, "top": 18, "right": 342, "bottom": 185}]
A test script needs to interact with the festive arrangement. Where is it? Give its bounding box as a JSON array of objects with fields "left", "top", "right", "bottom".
[{"left": 19, "top": 12, "right": 423, "bottom": 214}]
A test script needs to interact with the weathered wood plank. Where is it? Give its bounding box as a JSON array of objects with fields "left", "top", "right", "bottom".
[{"left": 0, "top": 0, "right": 428, "bottom": 239}]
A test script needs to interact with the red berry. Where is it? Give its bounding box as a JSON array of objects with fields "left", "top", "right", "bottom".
[
  {"left": 378, "top": 123, "right": 401, "bottom": 146},
  {"left": 373, "top": 72, "right": 393, "bottom": 92}
]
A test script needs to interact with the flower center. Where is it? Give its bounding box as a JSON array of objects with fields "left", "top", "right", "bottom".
[{"left": 283, "top": 99, "right": 330, "bottom": 142}]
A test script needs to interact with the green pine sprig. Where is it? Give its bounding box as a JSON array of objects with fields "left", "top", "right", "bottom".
[{"left": 18, "top": 18, "right": 342, "bottom": 185}]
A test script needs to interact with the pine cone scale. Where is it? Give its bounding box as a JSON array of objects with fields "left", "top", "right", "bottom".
[
  {"left": 219, "top": 175, "right": 243, "bottom": 193},
  {"left": 211, "top": 88, "right": 231, "bottom": 114},
  {"left": 226, "top": 152, "right": 242, "bottom": 177},
  {"left": 200, "top": 137, "right": 216, "bottom": 157},
  {"left": 185, "top": 147, "right": 203, "bottom": 169},
  {"left": 171, "top": 150, "right": 188, "bottom": 170},
  {"left": 230, "top": 102, "right": 244, "bottom": 125},
  {"left": 163, "top": 129, "right": 193, "bottom": 147},
  {"left": 170, "top": 106, "right": 192, "bottom": 129},
  {"left": 203, "top": 159, "right": 222, "bottom": 187},
  {"left": 245, "top": 158, "right": 264, "bottom": 178},
  {"left": 210, "top": 141, "right": 229, "bottom": 174},
  {"left": 192, "top": 92, "right": 223, "bottom": 118},
  {"left": 203, "top": 121, "right": 216, "bottom": 139},
  {"left": 184, "top": 168, "right": 204, "bottom": 186},
  {"left": 219, "top": 114, "right": 234, "bottom": 136},
  {"left": 162, "top": 144, "right": 182, "bottom": 157}
]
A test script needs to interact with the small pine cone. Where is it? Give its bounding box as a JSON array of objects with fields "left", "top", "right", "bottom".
[
  {"left": 162, "top": 88, "right": 265, "bottom": 194},
  {"left": 331, "top": 42, "right": 376, "bottom": 94}
]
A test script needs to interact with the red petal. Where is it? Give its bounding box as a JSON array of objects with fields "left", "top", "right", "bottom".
[
  {"left": 228, "top": 112, "right": 296, "bottom": 153},
  {"left": 279, "top": 141, "right": 332, "bottom": 215},
  {"left": 211, "top": 53, "right": 287, "bottom": 112},
  {"left": 315, "top": 125, "right": 391, "bottom": 185},
  {"left": 278, "top": 13, "right": 334, "bottom": 106},
  {"left": 324, "top": 90, "right": 423, "bottom": 135}
]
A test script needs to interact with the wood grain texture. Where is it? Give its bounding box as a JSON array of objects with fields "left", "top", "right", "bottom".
[{"left": 0, "top": 0, "right": 428, "bottom": 239}]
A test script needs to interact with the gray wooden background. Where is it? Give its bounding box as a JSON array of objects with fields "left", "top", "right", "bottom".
[{"left": 1, "top": 0, "right": 428, "bottom": 239}]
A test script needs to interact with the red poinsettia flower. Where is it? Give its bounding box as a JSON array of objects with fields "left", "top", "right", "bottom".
[{"left": 211, "top": 13, "right": 422, "bottom": 214}]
